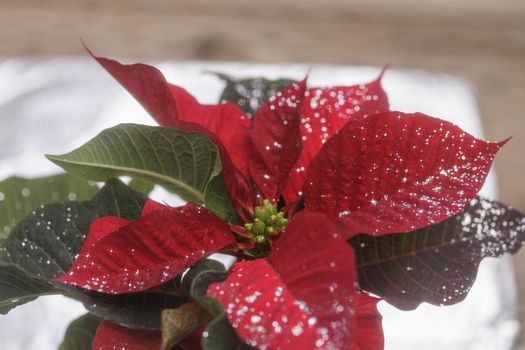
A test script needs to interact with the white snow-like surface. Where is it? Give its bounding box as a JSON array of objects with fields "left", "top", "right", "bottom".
[{"left": 0, "top": 58, "right": 519, "bottom": 350}]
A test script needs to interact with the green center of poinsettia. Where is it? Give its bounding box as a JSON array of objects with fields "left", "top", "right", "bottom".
[{"left": 244, "top": 199, "right": 288, "bottom": 244}]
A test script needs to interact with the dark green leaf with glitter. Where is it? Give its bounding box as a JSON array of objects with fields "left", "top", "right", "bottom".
[
  {"left": 350, "top": 196, "right": 525, "bottom": 310},
  {"left": 0, "top": 174, "right": 98, "bottom": 240},
  {"left": 62, "top": 285, "right": 183, "bottom": 330},
  {"left": 0, "top": 179, "right": 146, "bottom": 277},
  {"left": 0, "top": 179, "right": 148, "bottom": 317},
  {"left": 216, "top": 73, "right": 296, "bottom": 117},
  {"left": 0, "top": 263, "right": 56, "bottom": 314}
]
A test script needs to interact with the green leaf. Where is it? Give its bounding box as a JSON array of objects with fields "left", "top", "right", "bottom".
[
  {"left": 58, "top": 313, "right": 102, "bottom": 350},
  {"left": 183, "top": 263, "right": 250, "bottom": 350},
  {"left": 0, "top": 178, "right": 146, "bottom": 278},
  {"left": 46, "top": 124, "right": 223, "bottom": 203},
  {"left": 0, "top": 179, "right": 147, "bottom": 315},
  {"left": 202, "top": 314, "right": 246, "bottom": 350},
  {"left": 129, "top": 177, "right": 155, "bottom": 195},
  {"left": 199, "top": 297, "right": 252, "bottom": 350},
  {"left": 0, "top": 174, "right": 98, "bottom": 240},
  {"left": 179, "top": 260, "right": 251, "bottom": 349},
  {"left": 196, "top": 296, "right": 227, "bottom": 318},
  {"left": 215, "top": 73, "right": 296, "bottom": 117},
  {"left": 180, "top": 259, "right": 228, "bottom": 299},
  {"left": 204, "top": 175, "right": 239, "bottom": 224},
  {"left": 161, "top": 302, "right": 211, "bottom": 350},
  {"left": 63, "top": 286, "right": 184, "bottom": 331},
  {"left": 350, "top": 196, "right": 525, "bottom": 310},
  {"left": 0, "top": 263, "right": 56, "bottom": 314}
]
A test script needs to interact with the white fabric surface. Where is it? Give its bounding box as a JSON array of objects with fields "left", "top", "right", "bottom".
[{"left": 0, "top": 58, "right": 519, "bottom": 349}]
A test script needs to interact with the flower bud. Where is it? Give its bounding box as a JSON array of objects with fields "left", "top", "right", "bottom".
[
  {"left": 252, "top": 218, "right": 267, "bottom": 236},
  {"left": 263, "top": 199, "right": 277, "bottom": 215},
  {"left": 254, "top": 206, "right": 271, "bottom": 223},
  {"left": 266, "top": 226, "right": 276, "bottom": 236}
]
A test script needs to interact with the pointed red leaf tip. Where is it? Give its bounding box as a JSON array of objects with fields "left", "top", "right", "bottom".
[
  {"left": 141, "top": 199, "right": 164, "bottom": 216},
  {"left": 352, "top": 294, "right": 384, "bottom": 350},
  {"left": 92, "top": 320, "right": 161, "bottom": 350},
  {"left": 84, "top": 45, "right": 254, "bottom": 214},
  {"left": 207, "top": 212, "right": 357, "bottom": 349},
  {"left": 282, "top": 69, "right": 390, "bottom": 203},
  {"left": 54, "top": 203, "right": 235, "bottom": 294},
  {"left": 248, "top": 79, "right": 307, "bottom": 202},
  {"left": 304, "top": 111, "right": 507, "bottom": 238}
]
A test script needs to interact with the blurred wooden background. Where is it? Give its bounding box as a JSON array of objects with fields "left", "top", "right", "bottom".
[{"left": 1, "top": 0, "right": 525, "bottom": 342}]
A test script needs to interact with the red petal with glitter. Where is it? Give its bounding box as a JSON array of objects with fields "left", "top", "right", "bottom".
[
  {"left": 78, "top": 216, "right": 129, "bottom": 257},
  {"left": 352, "top": 294, "right": 384, "bottom": 350},
  {"left": 54, "top": 203, "right": 235, "bottom": 294},
  {"left": 249, "top": 80, "right": 306, "bottom": 201},
  {"left": 87, "top": 49, "right": 254, "bottom": 215},
  {"left": 304, "top": 112, "right": 507, "bottom": 238},
  {"left": 208, "top": 212, "right": 357, "bottom": 349},
  {"left": 92, "top": 321, "right": 160, "bottom": 350},
  {"left": 283, "top": 72, "right": 389, "bottom": 202},
  {"left": 79, "top": 200, "right": 163, "bottom": 255}
]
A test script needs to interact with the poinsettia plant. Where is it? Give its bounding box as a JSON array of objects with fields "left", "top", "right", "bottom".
[{"left": 0, "top": 50, "right": 524, "bottom": 350}]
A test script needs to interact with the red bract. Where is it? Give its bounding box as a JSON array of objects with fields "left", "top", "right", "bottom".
[
  {"left": 283, "top": 72, "right": 390, "bottom": 202},
  {"left": 304, "top": 112, "right": 506, "bottom": 238},
  {"left": 55, "top": 201, "right": 235, "bottom": 293},
  {"left": 248, "top": 80, "right": 307, "bottom": 202},
  {"left": 208, "top": 212, "right": 358, "bottom": 349},
  {"left": 93, "top": 321, "right": 161, "bottom": 350},
  {"left": 352, "top": 294, "right": 384, "bottom": 350}
]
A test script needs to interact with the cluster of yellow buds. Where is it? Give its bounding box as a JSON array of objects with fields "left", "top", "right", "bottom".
[{"left": 244, "top": 199, "right": 288, "bottom": 244}]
